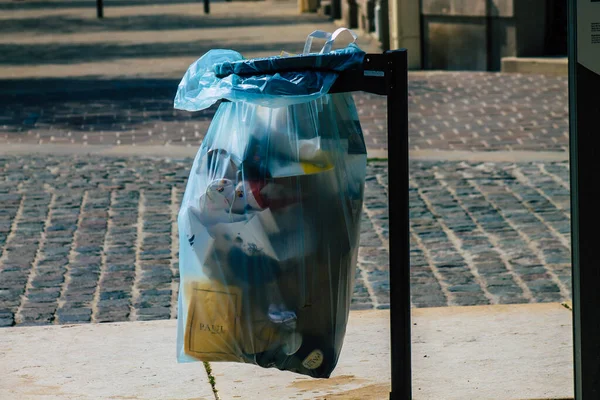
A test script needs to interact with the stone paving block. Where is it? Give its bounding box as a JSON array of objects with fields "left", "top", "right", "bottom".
[
  {"left": 26, "top": 288, "right": 62, "bottom": 303},
  {"left": 56, "top": 307, "right": 93, "bottom": 324}
]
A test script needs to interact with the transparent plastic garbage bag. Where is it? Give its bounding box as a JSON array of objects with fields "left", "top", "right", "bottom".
[{"left": 175, "top": 29, "right": 368, "bottom": 378}]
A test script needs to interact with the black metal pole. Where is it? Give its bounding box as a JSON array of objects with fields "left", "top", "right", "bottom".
[
  {"left": 331, "top": 0, "right": 341, "bottom": 20},
  {"left": 569, "top": 0, "right": 600, "bottom": 398},
  {"left": 485, "top": 0, "right": 493, "bottom": 71},
  {"left": 386, "top": 49, "right": 411, "bottom": 400},
  {"left": 204, "top": 0, "right": 210, "bottom": 14},
  {"left": 378, "top": 0, "right": 390, "bottom": 51},
  {"left": 97, "top": 0, "right": 104, "bottom": 19}
]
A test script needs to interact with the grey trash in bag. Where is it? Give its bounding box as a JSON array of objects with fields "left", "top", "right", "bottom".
[{"left": 175, "top": 29, "right": 368, "bottom": 379}]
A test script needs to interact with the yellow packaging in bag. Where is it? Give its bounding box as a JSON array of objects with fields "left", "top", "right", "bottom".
[{"left": 184, "top": 281, "right": 243, "bottom": 362}]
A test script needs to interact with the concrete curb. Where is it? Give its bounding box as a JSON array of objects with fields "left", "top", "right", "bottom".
[
  {"left": 0, "top": 303, "right": 574, "bottom": 399},
  {"left": 501, "top": 57, "right": 568, "bottom": 76},
  {"left": 0, "top": 144, "right": 569, "bottom": 162}
]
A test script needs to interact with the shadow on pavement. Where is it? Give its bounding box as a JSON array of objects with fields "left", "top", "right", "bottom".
[
  {"left": 0, "top": 14, "right": 327, "bottom": 35},
  {"left": 0, "top": 77, "right": 215, "bottom": 135},
  {"left": 0, "top": 0, "right": 222, "bottom": 11},
  {"left": 0, "top": 40, "right": 299, "bottom": 66}
]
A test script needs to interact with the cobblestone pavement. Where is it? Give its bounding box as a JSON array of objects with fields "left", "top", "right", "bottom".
[
  {"left": 0, "top": 73, "right": 568, "bottom": 153},
  {"left": 0, "top": 155, "right": 571, "bottom": 326},
  {"left": 359, "top": 72, "right": 568, "bottom": 152}
]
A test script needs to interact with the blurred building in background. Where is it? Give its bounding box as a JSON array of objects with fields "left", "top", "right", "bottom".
[{"left": 307, "top": 0, "right": 567, "bottom": 71}]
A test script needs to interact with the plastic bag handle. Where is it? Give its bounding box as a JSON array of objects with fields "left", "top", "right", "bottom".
[
  {"left": 303, "top": 30, "right": 333, "bottom": 54},
  {"left": 320, "top": 28, "right": 358, "bottom": 54}
]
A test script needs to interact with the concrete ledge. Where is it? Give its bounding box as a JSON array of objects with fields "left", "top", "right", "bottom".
[
  {"left": 0, "top": 303, "right": 574, "bottom": 399},
  {"left": 0, "top": 144, "right": 570, "bottom": 163},
  {"left": 212, "top": 303, "right": 574, "bottom": 399},
  {"left": 407, "top": 149, "right": 569, "bottom": 162},
  {"left": 411, "top": 303, "right": 573, "bottom": 400},
  {"left": 0, "top": 143, "right": 390, "bottom": 160},
  {"left": 501, "top": 57, "right": 568, "bottom": 76},
  {"left": 0, "top": 320, "right": 215, "bottom": 399}
]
